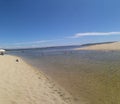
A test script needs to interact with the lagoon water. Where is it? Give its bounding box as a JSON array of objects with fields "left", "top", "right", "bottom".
[{"left": 8, "top": 48, "right": 120, "bottom": 104}]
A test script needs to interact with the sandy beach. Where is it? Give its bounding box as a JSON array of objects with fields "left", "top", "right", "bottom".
[
  {"left": 0, "top": 55, "right": 74, "bottom": 104},
  {"left": 75, "top": 42, "right": 120, "bottom": 51}
]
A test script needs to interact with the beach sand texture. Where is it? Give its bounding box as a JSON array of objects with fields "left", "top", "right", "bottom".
[
  {"left": 0, "top": 55, "right": 74, "bottom": 104},
  {"left": 76, "top": 42, "right": 120, "bottom": 50}
]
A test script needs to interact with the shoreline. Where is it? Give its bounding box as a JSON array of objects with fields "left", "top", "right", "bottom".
[
  {"left": 6, "top": 44, "right": 120, "bottom": 104},
  {"left": 0, "top": 54, "right": 75, "bottom": 104}
]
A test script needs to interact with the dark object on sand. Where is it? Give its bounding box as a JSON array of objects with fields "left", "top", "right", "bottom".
[
  {"left": 16, "top": 59, "right": 19, "bottom": 62},
  {"left": 0, "top": 49, "right": 5, "bottom": 55},
  {"left": 0, "top": 52, "right": 4, "bottom": 55}
]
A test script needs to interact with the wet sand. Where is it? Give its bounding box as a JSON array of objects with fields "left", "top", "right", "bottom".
[{"left": 0, "top": 55, "right": 74, "bottom": 104}]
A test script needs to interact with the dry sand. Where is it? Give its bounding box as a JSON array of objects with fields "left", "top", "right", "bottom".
[
  {"left": 76, "top": 42, "right": 120, "bottom": 51},
  {"left": 0, "top": 55, "right": 74, "bottom": 104}
]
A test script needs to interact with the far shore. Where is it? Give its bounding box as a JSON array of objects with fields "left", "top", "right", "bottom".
[{"left": 75, "top": 42, "right": 120, "bottom": 51}]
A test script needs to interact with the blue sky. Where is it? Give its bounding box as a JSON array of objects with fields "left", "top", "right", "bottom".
[{"left": 1, "top": 0, "right": 120, "bottom": 48}]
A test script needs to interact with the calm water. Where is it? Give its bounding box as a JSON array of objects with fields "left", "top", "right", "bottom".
[{"left": 8, "top": 48, "right": 120, "bottom": 104}]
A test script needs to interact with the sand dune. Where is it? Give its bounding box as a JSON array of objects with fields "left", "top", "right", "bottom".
[
  {"left": 0, "top": 55, "right": 74, "bottom": 104},
  {"left": 76, "top": 42, "right": 120, "bottom": 50}
]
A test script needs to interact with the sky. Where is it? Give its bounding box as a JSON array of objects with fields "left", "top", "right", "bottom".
[{"left": 1, "top": 0, "right": 120, "bottom": 48}]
